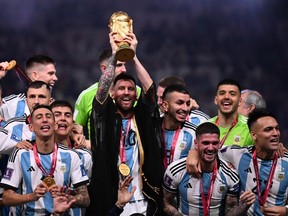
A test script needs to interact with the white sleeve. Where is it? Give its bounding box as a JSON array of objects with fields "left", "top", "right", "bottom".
[
  {"left": 0, "top": 128, "right": 18, "bottom": 154},
  {"left": 0, "top": 149, "right": 23, "bottom": 190},
  {"left": 70, "top": 151, "right": 89, "bottom": 187},
  {"left": 75, "top": 148, "right": 93, "bottom": 179}
]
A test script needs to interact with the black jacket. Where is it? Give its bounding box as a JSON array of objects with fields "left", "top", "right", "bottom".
[{"left": 86, "top": 83, "right": 164, "bottom": 216}]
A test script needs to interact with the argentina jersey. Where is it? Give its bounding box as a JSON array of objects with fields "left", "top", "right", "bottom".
[
  {"left": 164, "top": 121, "right": 196, "bottom": 165},
  {"left": 74, "top": 148, "right": 92, "bottom": 179},
  {"left": 117, "top": 119, "right": 144, "bottom": 203},
  {"left": 1, "top": 93, "right": 29, "bottom": 121},
  {"left": 0, "top": 115, "right": 35, "bottom": 154},
  {"left": 187, "top": 109, "right": 210, "bottom": 126},
  {"left": 163, "top": 157, "right": 239, "bottom": 216},
  {"left": 0, "top": 144, "right": 89, "bottom": 215},
  {"left": 219, "top": 146, "right": 288, "bottom": 216}
]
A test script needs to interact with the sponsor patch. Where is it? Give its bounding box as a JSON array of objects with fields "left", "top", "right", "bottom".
[{"left": 3, "top": 168, "right": 14, "bottom": 180}]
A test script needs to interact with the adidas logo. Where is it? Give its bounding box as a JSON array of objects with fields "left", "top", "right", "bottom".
[
  {"left": 27, "top": 166, "right": 35, "bottom": 172},
  {"left": 244, "top": 167, "right": 252, "bottom": 173},
  {"left": 184, "top": 183, "right": 192, "bottom": 188}
]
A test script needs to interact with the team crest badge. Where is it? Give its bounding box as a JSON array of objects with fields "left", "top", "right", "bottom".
[
  {"left": 233, "top": 135, "right": 241, "bottom": 145},
  {"left": 277, "top": 171, "right": 285, "bottom": 181},
  {"left": 179, "top": 142, "right": 186, "bottom": 151},
  {"left": 218, "top": 184, "right": 226, "bottom": 193},
  {"left": 59, "top": 164, "right": 66, "bottom": 173}
]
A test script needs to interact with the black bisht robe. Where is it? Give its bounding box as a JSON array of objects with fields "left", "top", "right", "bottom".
[{"left": 86, "top": 83, "right": 164, "bottom": 215}]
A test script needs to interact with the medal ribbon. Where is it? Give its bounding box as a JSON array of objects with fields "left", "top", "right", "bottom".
[
  {"left": 161, "top": 124, "right": 181, "bottom": 168},
  {"left": 200, "top": 161, "right": 218, "bottom": 216},
  {"left": 33, "top": 143, "right": 58, "bottom": 177},
  {"left": 120, "top": 119, "right": 131, "bottom": 164},
  {"left": 252, "top": 149, "right": 278, "bottom": 207},
  {"left": 215, "top": 117, "right": 238, "bottom": 148}
]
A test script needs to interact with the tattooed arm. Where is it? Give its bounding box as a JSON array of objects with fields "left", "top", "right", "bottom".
[
  {"left": 225, "top": 191, "right": 255, "bottom": 216},
  {"left": 163, "top": 189, "right": 183, "bottom": 216},
  {"left": 69, "top": 184, "right": 90, "bottom": 208},
  {"left": 95, "top": 32, "right": 117, "bottom": 105}
]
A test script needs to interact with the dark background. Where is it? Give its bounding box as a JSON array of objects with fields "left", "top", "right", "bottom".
[{"left": 1, "top": 0, "right": 288, "bottom": 143}]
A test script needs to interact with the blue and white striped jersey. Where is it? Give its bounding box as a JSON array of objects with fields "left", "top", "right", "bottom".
[
  {"left": 219, "top": 146, "right": 288, "bottom": 216},
  {"left": 117, "top": 119, "right": 147, "bottom": 216},
  {"left": 0, "top": 144, "right": 89, "bottom": 216},
  {"left": 74, "top": 148, "right": 92, "bottom": 179},
  {"left": 163, "top": 157, "right": 239, "bottom": 216},
  {"left": 163, "top": 120, "right": 196, "bottom": 165},
  {"left": 0, "top": 115, "right": 35, "bottom": 155},
  {"left": 187, "top": 109, "right": 210, "bottom": 126},
  {"left": 0, "top": 93, "right": 29, "bottom": 121}
]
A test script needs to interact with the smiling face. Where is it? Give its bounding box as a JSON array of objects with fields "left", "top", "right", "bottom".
[
  {"left": 251, "top": 116, "right": 280, "bottom": 153},
  {"left": 214, "top": 84, "right": 241, "bottom": 116},
  {"left": 162, "top": 91, "right": 190, "bottom": 123},
  {"left": 195, "top": 133, "right": 220, "bottom": 164},
  {"left": 52, "top": 106, "right": 73, "bottom": 138},
  {"left": 111, "top": 79, "right": 137, "bottom": 117},
  {"left": 29, "top": 107, "right": 55, "bottom": 140},
  {"left": 29, "top": 63, "right": 58, "bottom": 87}
]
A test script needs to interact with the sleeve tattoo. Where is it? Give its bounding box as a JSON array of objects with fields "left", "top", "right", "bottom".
[{"left": 96, "top": 54, "right": 116, "bottom": 104}]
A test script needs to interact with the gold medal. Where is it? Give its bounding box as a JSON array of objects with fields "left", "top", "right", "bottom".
[
  {"left": 260, "top": 206, "right": 264, "bottom": 213},
  {"left": 118, "top": 163, "right": 130, "bottom": 176},
  {"left": 42, "top": 176, "right": 56, "bottom": 189}
]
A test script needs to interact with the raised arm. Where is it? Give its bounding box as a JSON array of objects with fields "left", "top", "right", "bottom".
[
  {"left": 95, "top": 32, "right": 118, "bottom": 105},
  {"left": 124, "top": 33, "right": 153, "bottom": 93}
]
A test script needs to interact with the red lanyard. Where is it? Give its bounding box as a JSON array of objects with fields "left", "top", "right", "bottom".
[
  {"left": 215, "top": 117, "right": 238, "bottom": 148},
  {"left": 252, "top": 149, "right": 278, "bottom": 207},
  {"left": 162, "top": 125, "right": 181, "bottom": 168},
  {"left": 200, "top": 161, "right": 218, "bottom": 216},
  {"left": 33, "top": 143, "right": 58, "bottom": 177},
  {"left": 119, "top": 119, "right": 131, "bottom": 164}
]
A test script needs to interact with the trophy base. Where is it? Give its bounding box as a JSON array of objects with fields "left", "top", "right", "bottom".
[{"left": 116, "top": 44, "right": 135, "bottom": 62}]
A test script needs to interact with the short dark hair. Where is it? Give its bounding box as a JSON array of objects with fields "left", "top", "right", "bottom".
[
  {"left": 162, "top": 84, "right": 190, "bottom": 100},
  {"left": 99, "top": 49, "right": 112, "bottom": 65},
  {"left": 30, "top": 104, "right": 53, "bottom": 122},
  {"left": 113, "top": 73, "right": 136, "bottom": 86},
  {"left": 247, "top": 108, "right": 276, "bottom": 130},
  {"left": 50, "top": 100, "right": 74, "bottom": 113},
  {"left": 25, "top": 81, "right": 50, "bottom": 96},
  {"left": 158, "top": 76, "right": 185, "bottom": 88},
  {"left": 26, "top": 55, "right": 55, "bottom": 70},
  {"left": 196, "top": 122, "right": 220, "bottom": 137},
  {"left": 216, "top": 79, "right": 241, "bottom": 93}
]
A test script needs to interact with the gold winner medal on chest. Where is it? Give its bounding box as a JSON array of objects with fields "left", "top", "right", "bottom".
[
  {"left": 42, "top": 176, "right": 56, "bottom": 189},
  {"left": 118, "top": 163, "right": 130, "bottom": 176}
]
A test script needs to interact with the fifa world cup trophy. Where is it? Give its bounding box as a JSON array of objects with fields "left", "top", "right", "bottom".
[{"left": 109, "top": 11, "right": 135, "bottom": 62}]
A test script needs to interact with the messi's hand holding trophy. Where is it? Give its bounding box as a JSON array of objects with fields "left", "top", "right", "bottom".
[{"left": 109, "top": 11, "right": 135, "bottom": 62}]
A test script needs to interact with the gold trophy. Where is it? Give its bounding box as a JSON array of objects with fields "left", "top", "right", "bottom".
[{"left": 109, "top": 11, "right": 135, "bottom": 62}]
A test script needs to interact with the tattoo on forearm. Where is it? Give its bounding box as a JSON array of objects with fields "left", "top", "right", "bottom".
[
  {"left": 96, "top": 54, "right": 116, "bottom": 104},
  {"left": 71, "top": 185, "right": 90, "bottom": 208},
  {"left": 225, "top": 195, "right": 248, "bottom": 216},
  {"left": 163, "top": 191, "right": 182, "bottom": 216}
]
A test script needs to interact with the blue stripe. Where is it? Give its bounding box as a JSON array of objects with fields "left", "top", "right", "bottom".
[
  {"left": 179, "top": 173, "right": 190, "bottom": 215},
  {"left": 15, "top": 100, "right": 26, "bottom": 117},
  {"left": 60, "top": 151, "right": 72, "bottom": 187},
  {"left": 179, "top": 131, "right": 193, "bottom": 159},
  {"left": 21, "top": 152, "right": 35, "bottom": 214}
]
